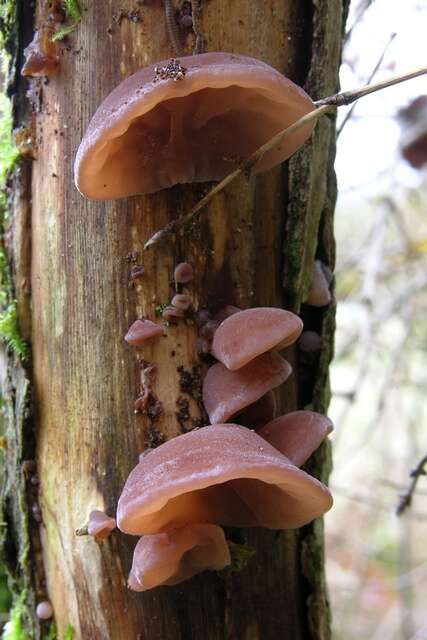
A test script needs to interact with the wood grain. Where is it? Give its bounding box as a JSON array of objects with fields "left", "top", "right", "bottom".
[{"left": 28, "top": 1, "right": 342, "bottom": 637}]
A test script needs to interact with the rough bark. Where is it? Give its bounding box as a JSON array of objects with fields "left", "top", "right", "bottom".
[{"left": 1, "top": 0, "right": 346, "bottom": 638}]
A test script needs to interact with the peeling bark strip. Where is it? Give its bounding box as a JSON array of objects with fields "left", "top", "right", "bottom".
[{"left": 0, "top": 0, "right": 344, "bottom": 638}]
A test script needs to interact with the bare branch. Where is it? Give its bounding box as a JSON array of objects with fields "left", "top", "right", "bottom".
[
  {"left": 315, "top": 66, "right": 427, "bottom": 107},
  {"left": 144, "top": 66, "right": 427, "bottom": 251},
  {"left": 397, "top": 454, "right": 427, "bottom": 516},
  {"left": 337, "top": 32, "right": 396, "bottom": 138}
]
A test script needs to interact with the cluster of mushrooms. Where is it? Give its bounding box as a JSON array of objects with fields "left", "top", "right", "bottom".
[{"left": 74, "top": 52, "right": 334, "bottom": 592}]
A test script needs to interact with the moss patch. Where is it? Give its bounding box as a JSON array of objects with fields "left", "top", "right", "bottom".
[
  {"left": 52, "top": 0, "right": 82, "bottom": 42},
  {"left": 0, "top": 303, "right": 29, "bottom": 361}
]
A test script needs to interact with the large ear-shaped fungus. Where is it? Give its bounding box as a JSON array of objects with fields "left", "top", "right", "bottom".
[
  {"left": 116, "top": 424, "right": 332, "bottom": 535},
  {"left": 211, "top": 307, "right": 303, "bottom": 370},
  {"left": 203, "top": 352, "right": 291, "bottom": 424},
  {"left": 259, "top": 411, "right": 333, "bottom": 467},
  {"left": 75, "top": 52, "right": 315, "bottom": 199},
  {"left": 127, "top": 524, "right": 231, "bottom": 591}
]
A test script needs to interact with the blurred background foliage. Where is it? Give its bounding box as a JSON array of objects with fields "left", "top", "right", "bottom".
[{"left": 327, "top": 1, "right": 427, "bottom": 639}]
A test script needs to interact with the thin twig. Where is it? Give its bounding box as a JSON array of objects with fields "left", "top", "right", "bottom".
[
  {"left": 343, "top": 0, "right": 374, "bottom": 45},
  {"left": 337, "top": 32, "right": 396, "bottom": 138},
  {"left": 314, "top": 66, "right": 427, "bottom": 107},
  {"left": 397, "top": 454, "right": 427, "bottom": 516},
  {"left": 144, "top": 66, "right": 427, "bottom": 250}
]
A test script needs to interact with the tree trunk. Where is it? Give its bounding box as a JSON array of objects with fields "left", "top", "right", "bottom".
[{"left": 1, "top": 1, "right": 347, "bottom": 638}]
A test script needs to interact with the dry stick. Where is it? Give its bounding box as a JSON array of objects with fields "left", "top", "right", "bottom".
[
  {"left": 144, "top": 66, "right": 427, "bottom": 251},
  {"left": 397, "top": 454, "right": 427, "bottom": 516}
]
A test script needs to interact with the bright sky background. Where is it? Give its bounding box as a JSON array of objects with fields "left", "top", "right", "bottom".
[{"left": 336, "top": 0, "right": 427, "bottom": 195}]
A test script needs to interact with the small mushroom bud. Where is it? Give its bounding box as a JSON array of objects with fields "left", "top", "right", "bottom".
[
  {"left": 171, "top": 294, "right": 192, "bottom": 311},
  {"left": 196, "top": 337, "right": 211, "bottom": 354},
  {"left": 142, "top": 364, "right": 157, "bottom": 385},
  {"left": 32, "top": 503, "right": 42, "bottom": 522},
  {"left": 134, "top": 389, "right": 152, "bottom": 412},
  {"left": 299, "top": 331, "right": 321, "bottom": 352},
  {"left": 130, "top": 265, "right": 145, "bottom": 280},
  {"left": 179, "top": 14, "right": 193, "bottom": 28},
  {"left": 320, "top": 263, "right": 333, "bottom": 284},
  {"left": 306, "top": 261, "right": 331, "bottom": 307},
  {"left": 162, "top": 305, "right": 185, "bottom": 322},
  {"left": 174, "top": 262, "right": 194, "bottom": 284},
  {"left": 200, "top": 320, "right": 220, "bottom": 340},
  {"left": 125, "top": 319, "right": 164, "bottom": 346},
  {"left": 36, "top": 601, "right": 53, "bottom": 620},
  {"left": 22, "top": 459, "right": 37, "bottom": 474},
  {"left": 214, "top": 305, "right": 241, "bottom": 323},
  {"left": 87, "top": 510, "right": 117, "bottom": 540},
  {"left": 196, "top": 309, "right": 211, "bottom": 327}
]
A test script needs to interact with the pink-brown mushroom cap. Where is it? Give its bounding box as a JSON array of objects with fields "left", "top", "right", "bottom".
[
  {"left": 203, "top": 351, "right": 291, "bottom": 424},
  {"left": 124, "top": 319, "right": 164, "bottom": 345},
  {"left": 211, "top": 307, "right": 303, "bottom": 370},
  {"left": 87, "top": 510, "right": 117, "bottom": 540},
  {"left": 237, "top": 390, "right": 277, "bottom": 429},
  {"left": 117, "top": 424, "right": 332, "bottom": 535},
  {"left": 259, "top": 411, "right": 333, "bottom": 467},
  {"left": 74, "top": 52, "right": 315, "bottom": 199},
  {"left": 213, "top": 305, "right": 241, "bottom": 323},
  {"left": 36, "top": 601, "right": 53, "bottom": 620},
  {"left": 174, "top": 262, "right": 194, "bottom": 284},
  {"left": 306, "top": 261, "right": 331, "bottom": 307},
  {"left": 171, "top": 293, "right": 193, "bottom": 311},
  {"left": 127, "top": 524, "right": 230, "bottom": 591}
]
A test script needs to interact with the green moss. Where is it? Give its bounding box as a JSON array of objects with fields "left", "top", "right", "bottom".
[
  {"left": 0, "top": 0, "right": 16, "bottom": 51},
  {"left": 227, "top": 542, "right": 256, "bottom": 572},
  {"left": 43, "top": 623, "right": 56, "bottom": 640},
  {"left": 154, "top": 302, "right": 168, "bottom": 316},
  {"left": 1, "top": 591, "right": 29, "bottom": 640},
  {"left": 0, "top": 567, "right": 11, "bottom": 614},
  {"left": 52, "top": 0, "right": 82, "bottom": 42},
  {"left": 0, "top": 303, "right": 29, "bottom": 361},
  {"left": 0, "top": 89, "right": 18, "bottom": 183},
  {"left": 63, "top": 625, "right": 75, "bottom": 640}
]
